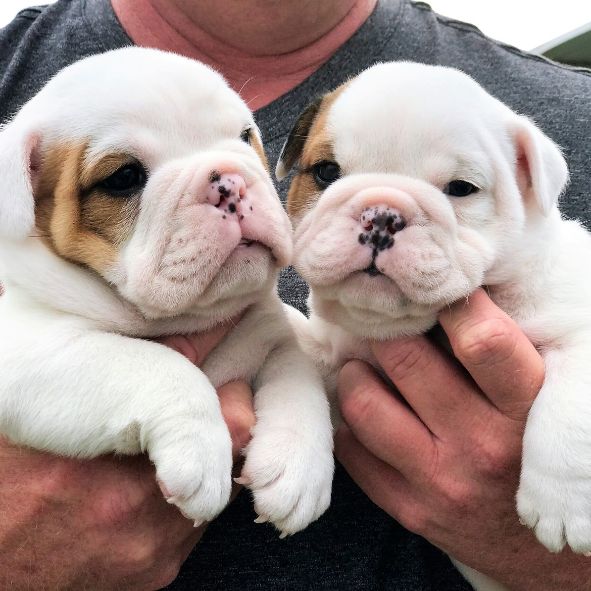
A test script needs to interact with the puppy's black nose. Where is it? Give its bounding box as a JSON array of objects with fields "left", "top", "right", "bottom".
[{"left": 358, "top": 206, "right": 406, "bottom": 250}]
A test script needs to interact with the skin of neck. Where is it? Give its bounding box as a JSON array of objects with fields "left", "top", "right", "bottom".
[
  {"left": 153, "top": 0, "right": 361, "bottom": 55},
  {"left": 111, "top": 0, "right": 377, "bottom": 109}
]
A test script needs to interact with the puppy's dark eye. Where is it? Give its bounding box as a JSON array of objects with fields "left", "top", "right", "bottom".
[
  {"left": 98, "top": 163, "right": 147, "bottom": 197},
  {"left": 312, "top": 161, "right": 340, "bottom": 188},
  {"left": 240, "top": 128, "right": 252, "bottom": 144},
  {"left": 443, "top": 180, "right": 479, "bottom": 198}
]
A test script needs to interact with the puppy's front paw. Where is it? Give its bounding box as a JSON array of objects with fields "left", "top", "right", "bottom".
[
  {"left": 153, "top": 421, "right": 233, "bottom": 525},
  {"left": 517, "top": 462, "right": 591, "bottom": 554},
  {"left": 240, "top": 425, "right": 334, "bottom": 537}
]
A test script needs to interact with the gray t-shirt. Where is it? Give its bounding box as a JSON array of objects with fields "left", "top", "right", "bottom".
[{"left": 1, "top": 1, "right": 589, "bottom": 589}]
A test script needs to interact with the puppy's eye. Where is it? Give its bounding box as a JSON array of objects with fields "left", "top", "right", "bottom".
[
  {"left": 443, "top": 180, "right": 479, "bottom": 198},
  {"left": 98, "top": 163, "right": 147, "bottom": 197},
  {"left": 240, "top": 128, "right": 252, "bottom": 144},
  {"left": 312, "top": 161, "right": 340, "bottom": 188}
]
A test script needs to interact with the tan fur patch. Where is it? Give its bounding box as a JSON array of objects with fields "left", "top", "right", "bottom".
[
  {"left": 35, "top": 143, "right": 139, "bottom": 274},
  {"left": 286, "top": 83, "right": 349, "bottom": 218},
  {"left": 250, "top": 132, "right": 270, "bottom": 172}
]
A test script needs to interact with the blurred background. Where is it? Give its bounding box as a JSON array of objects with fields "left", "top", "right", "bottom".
[{"left": 0, "top": 0, "right": 590, "bottom": 66}]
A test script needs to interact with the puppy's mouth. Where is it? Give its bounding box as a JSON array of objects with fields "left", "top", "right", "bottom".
[
  {"left": 233, "top": 237, "right": 276, "bottom": 262},
  {"left": 363, "top": 254, "right": 383, "bottom": 277}
]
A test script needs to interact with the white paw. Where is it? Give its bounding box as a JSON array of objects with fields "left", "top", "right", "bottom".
[
  {"left": 517, "top": 463, "right": 591, "bottom": 554},
  {"left": 240, "top": 424, "right": 334, "bottom": 537},
  {"left": 152, "top": 420, "right": 233, "bottom": 525}
]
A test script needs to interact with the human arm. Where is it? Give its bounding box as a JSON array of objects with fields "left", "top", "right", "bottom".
[{"left": 0, "top": 325, "right": 255, "bottom": 591}]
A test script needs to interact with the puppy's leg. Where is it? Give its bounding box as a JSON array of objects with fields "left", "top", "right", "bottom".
[
  {"left": 517, "top": 344, "right": 591, "bottom": 554},
  {"left": 241, "top": 340, "right": 334, "bottom": 537},
  {"left": 0, "top": 330, "right": 232, "bottom": 523}
]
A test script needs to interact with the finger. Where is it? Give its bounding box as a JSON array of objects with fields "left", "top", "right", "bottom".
[
  {"left": 157, "top": 314, "right": 242, "bottom": 366},
  {"left": 218, "top": 381, "right": 255, "bottom": 459},
  {"left": 335, "top": 425, "right": 419, "bottom": 527},
  {"left": 439, "top": 289, "right": 544, "bottom": 421},
  {"left": 337, "top": 359, "right": 435, "bottom": 478},
  {"left": 370, "top": 335, "right": 492, "bottom": 437}
]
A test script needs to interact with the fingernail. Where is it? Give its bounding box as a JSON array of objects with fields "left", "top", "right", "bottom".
[
  {"left": 279, "top": 531, "right": 288, "bottom": 539},
  {"left": 254, "top": 515, "right": 268, "bottom": 524},
  {"left": 194, "top": 519, "right": 204, "bottom": 528}
]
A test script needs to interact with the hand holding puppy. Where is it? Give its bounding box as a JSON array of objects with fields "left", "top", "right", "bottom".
[
  {"left": 0, "top": 326, "right": 254, "bottom": 591},
  {"left": 336, "top": 290, "right": 591, "bottom": 591}
]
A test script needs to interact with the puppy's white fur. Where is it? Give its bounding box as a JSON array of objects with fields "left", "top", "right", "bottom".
[
  {"left": 279, "top": 62, "right": 591, "bottom": 588},
  {"left": 0, "top": 47, "right": 333, "bottom": 535}
]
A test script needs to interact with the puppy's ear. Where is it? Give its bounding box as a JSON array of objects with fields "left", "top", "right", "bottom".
[
  {"left": 0, "top": 121, "right": 42, "bottom": 239},
  {"left": 511, "top": 116, "right": 569, "bottom": 216},
  {"left": 275, "top": 97, "right": 322, "bottom": 181}
]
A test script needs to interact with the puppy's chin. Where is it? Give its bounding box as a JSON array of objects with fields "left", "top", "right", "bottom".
[
  {"left": 116, "top": 242, "right": 277, "bottom": 321},
  {"left": 189, "top": 244, "right": 277, "bottom": 313},
  {"left": 311, "top": 278, "right": 439, "bottom": 340}
]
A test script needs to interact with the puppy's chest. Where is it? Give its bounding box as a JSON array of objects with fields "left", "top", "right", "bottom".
[{"left": 202, "top": 332, "right": 272, "bottom": 389}]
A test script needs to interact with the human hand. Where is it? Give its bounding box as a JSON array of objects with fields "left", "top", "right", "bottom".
[
  {"left": 335, "top": 288, "right": 591, "bottom": 590},
  {"left": 0, "top": 322, "right": 254, "bottom": 591}
]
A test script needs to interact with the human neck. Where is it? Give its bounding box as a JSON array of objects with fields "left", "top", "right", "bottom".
[{"left": 111, "top": 0, "right": 377, "bottom": 109}]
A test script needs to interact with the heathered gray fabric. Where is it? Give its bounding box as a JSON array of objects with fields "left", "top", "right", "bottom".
[{"left": 0, "top": 1, "right": 589, "bottom": 589}]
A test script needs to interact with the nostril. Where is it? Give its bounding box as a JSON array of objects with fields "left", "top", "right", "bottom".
[
  {"left": 386, "top": 215, "right": 406, "bottom": 234},
  {"left": 360, "top": 210, "right": 374, "bottom": 231}
]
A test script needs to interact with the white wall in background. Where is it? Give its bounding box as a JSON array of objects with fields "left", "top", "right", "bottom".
[{"left": 423, "top": 0, "right": 591, "bottom": 51}]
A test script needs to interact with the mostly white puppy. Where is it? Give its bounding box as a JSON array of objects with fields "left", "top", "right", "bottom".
[
  {"left": 277, "top": 61, "right": 591, "bottom": 589},
  {"left": 0, "top": 47, "right": 334, "bottom": 537}
]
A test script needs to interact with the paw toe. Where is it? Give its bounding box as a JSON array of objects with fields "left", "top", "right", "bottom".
[
  {"left": 535, "top": 517, "right": 566, "bottom": 553},
  {"left": 565, "top": 517, "right": 591, "bottom": 554}
]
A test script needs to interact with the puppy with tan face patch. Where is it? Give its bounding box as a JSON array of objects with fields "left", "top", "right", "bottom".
[
  {"left": 279, "top": 62, "right": 591, "bottom": 588},
  {"left": 0, "top": 47, "right": 333, "bottom": 536}
]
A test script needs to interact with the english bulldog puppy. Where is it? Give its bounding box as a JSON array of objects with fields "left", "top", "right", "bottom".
[
  {"left": 277, "top": 62, "right": 591, "bottom": 589},
  {"left": 0, "top": 47, "right": 334, "bottom": 537}
]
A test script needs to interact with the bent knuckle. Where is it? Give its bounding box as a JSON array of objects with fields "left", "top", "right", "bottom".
[
  {"left": 475, "top": 439, "right": 517, "bottom": 478},
  {"left": 382, "top": 339, "right": 429, "bottom": 381},
  {"left": 441, "top": 481, "right": 476, "bottom": 513},
  {"left": 94, "top": 484, "right": 149, "bottom": 528},
  {"left": 224, "top": 406, "right": 255, "bottom": 450},
  {"left": 396, "top": 504, "right": 431, "bottom": 536},
  {"left": 339, "top": 383, "right": 380, "bottom": 425},
  {"left": 455, "top": 316, "right": 517, "bottom": 367},
  {"left": 150, "top": 559, "right": 183, "bottom": 589},
  {"left": 123, "top": 538, "right": 160, "bottom": 575},
  {"left": 39, "top": 457, "right": 81, "bottom": 498}
]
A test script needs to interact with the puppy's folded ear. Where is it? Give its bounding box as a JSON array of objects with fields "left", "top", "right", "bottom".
[
  {"left": 511, "top": 116, "right": 569, "bottom": 216},
  {"left": 0, "top": 121, "right": 42, "bottom": 239},
  {"left": 275, "top": 98, "right": 322, "bottom": 181}
]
